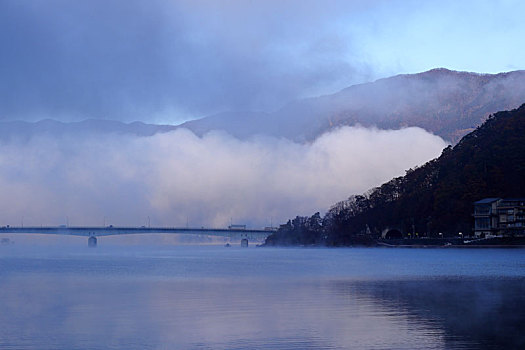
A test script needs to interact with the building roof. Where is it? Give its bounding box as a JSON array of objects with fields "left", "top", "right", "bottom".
[{"left": 474, "top": 198, "right": 501, "bottom": 204}]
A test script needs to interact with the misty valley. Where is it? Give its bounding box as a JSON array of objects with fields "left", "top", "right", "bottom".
[
  {"left": 2, "top": 1, "right": 525, "bottom": 348},
  {"left": 1, "top": 84, "right": 524, "bottom": 350},
  {"left": 1, "top": 88, "right": 524, "bottom": 350}
]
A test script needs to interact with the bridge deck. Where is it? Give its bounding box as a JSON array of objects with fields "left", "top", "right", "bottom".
[{"left": 0, "top": 226, "right": 275, "bottom": 238}]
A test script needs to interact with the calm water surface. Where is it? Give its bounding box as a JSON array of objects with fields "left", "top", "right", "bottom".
[{"left": 0, "top": 245, "right": 524, "bottom": 349}]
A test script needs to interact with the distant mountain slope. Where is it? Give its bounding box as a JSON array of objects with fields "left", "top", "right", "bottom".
[
  {"left": 180, "top": 68, "right": 525, "bottom": 143},
  {"left": 265, "top": 104, "right": 525, "bottom": 245},
  {"left": 3, "top": 69, "right": 523, "bottom": 144},
  {"left": 177, "top": 111, "right": 271, "bottom": 139},
  {"left": 0, "top": 119, "right": 176, "bottom": 142}
]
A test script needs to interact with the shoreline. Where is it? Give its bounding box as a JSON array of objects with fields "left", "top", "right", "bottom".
[
  {"left": 263, "top": 236, "right": 525, "bottom": 248},
  {"left": 376, "top": 242, "right": 525, "bottom": 248}
]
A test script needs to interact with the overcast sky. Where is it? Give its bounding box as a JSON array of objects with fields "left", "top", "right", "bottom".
[{"left": 1, "top": 0, "right": 524, "bottom": 124}]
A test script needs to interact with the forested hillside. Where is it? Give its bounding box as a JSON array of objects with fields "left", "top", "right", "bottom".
[{"left": 265, "top": 104, "right": 525, "bottom": 246}]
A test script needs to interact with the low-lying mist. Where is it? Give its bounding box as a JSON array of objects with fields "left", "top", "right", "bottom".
[{"left": 0, "top": 126, "right": 447, "bottom": 228}]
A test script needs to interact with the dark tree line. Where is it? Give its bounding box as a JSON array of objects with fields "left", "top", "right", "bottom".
[{"left": 265, "top": 104, "right": 525, "bottom": 246}]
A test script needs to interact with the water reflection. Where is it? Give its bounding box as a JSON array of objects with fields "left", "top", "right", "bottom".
[
  {"left": 336, "top": 278, "right": 525, "bottom": 349},
  {"left": 0, "top": 276, "right": 448, "bottom": 349},
  {"left": 0, "top": 246, "right": 524, "bottom": 349}
]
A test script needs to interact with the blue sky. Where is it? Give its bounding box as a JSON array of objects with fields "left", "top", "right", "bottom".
[{"left": 0, "top": 0, "right": 523, "bottom": 123}]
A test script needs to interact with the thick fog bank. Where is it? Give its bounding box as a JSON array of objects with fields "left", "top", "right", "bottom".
[{"left": 0, "top": 127, "right": 446, "bottom": 228}]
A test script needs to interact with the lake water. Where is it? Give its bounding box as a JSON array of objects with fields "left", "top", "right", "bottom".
[{"left": 0, "top": 244, "right": 524, "bottom": 349}]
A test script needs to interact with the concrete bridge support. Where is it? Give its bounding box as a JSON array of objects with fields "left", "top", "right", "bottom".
[
  {"left": 88, "top": 236, "right": 97, "bottom": 248},
  {"left": 241, "top": 238, "right": 248, "bottom": 247}
]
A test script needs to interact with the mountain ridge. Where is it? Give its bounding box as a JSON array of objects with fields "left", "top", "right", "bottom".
[
  {"left": 1, "top": 68, "right": 524, "bottom": 144},
  {"left": 180, "top": 68, "right": 525, "bottom": 143},
  {"left": 0, "top": 119, "right": 176, "bottom": 143}
]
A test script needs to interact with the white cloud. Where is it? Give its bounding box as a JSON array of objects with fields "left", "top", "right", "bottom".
[{"left": 0, "top": 127, "right": 446, "bottom": 228}]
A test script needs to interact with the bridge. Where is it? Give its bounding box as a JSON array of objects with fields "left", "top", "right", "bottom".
[{"left": 0, "top": 226, "right": 276, "bottom": 247}]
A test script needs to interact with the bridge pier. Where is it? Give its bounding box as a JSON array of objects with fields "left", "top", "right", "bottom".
[
  {"left": 88, "top": 236, "right": 97, "bottom": 248},
  {"left": 241, "top": 238, "right": 248, "bottom": 247}
]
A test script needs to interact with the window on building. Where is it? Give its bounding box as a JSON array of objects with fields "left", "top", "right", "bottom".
[
  {"left": 475, "top": 205, "right": 490, "bottom": 215},
  {"left": 475, "top": 218, "right": 490, "bottom": 229}
]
